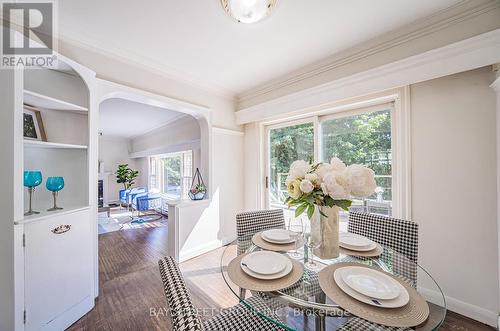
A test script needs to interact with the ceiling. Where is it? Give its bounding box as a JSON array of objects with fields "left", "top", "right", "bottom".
[
  {"left": 99, "top": 98, "right": 186, "bottom": 139},
  {"left": 59, "top": 0, "right": 461, "bottom": 96}
]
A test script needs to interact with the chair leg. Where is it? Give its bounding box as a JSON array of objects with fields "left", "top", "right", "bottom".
[{"left": 239, "top": 288, "right": 246, "bottom": 301}]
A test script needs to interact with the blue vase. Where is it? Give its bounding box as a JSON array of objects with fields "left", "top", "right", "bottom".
[
  {"left": 24, "top": 171, "right": 42, "bottom": 216},
  {"left": 46, "top": 177, "right": 65, "bottom": 211}
]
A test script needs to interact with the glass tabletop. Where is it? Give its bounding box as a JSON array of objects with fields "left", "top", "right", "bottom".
[{"left": 220, "top": 233, "right": 446, "bottom": 331}]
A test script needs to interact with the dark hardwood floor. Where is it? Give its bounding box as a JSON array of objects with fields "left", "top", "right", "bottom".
[{"left": 68, "top": 223, "right": 495, "bottom": 331}]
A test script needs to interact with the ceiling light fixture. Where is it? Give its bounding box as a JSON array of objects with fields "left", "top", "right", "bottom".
[{"left": 221, "top": 0, "right": 278, "bottom": 24}]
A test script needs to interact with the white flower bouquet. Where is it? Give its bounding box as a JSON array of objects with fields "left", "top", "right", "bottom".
[{"left": 285, "top": 158, "right": 377, "bottom": 219}]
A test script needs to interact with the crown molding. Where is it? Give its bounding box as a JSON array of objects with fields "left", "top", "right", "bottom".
[
  {"left": 236, "top": 28, "right": 500, "bottom": 124},
  {"left": 237, "top": 0, "right": 500, "bottom": 104},
  {"left": 58, "top": 32, "right": 237, "bottom": 101}
]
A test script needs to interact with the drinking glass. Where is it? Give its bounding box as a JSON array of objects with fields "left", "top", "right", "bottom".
[
  {"left": 304, "top": 221, "right": 322, "bottom": 270},
  {"left": 46, "top": 177, "right": 65, "bottom": 211},
  {"left": 24, "top": 171, "right": 42, "bottom": 216},
  {"left": 287, "top": 217, "right": 303, "bottom": 259}
]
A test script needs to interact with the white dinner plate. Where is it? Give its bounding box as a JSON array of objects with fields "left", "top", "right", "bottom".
[
  {"left": 334, "top": 268, "right": 409, "bottom": 308},
  {"left": 339, "top": 233, "right": 377, "bottom": 251},
  {"left": 261, "top": 229, "right": 295, "bottom": 244},
  {"left": 340, "top": 266, "right": 401, "bottom": 300},
  {"left": 241, "top": 256, "right": 293, "bottom": 280},
  {"left": 241, "top": 251, "right": 288, "bottom": 275}
]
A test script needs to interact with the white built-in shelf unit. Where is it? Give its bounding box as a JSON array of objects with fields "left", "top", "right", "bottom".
[{"left": 21, "top": 67, "right": 90, "bottom": 223}]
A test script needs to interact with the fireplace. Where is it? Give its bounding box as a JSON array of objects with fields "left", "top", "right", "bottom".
[{"left": 98, "top": 180, "right": 103, "bottom": 208}]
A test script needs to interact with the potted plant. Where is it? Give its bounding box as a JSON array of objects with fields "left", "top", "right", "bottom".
[
  {"left": 115, "top": 164, "right": 139, "bottom": 190},
  {"left": 188, "top": 168, "right": 207, "bottom": 200}
]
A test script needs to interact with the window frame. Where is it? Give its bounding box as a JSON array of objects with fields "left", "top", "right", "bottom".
[
  {"left": 149, "top": 150, "right": 193, "bottom": 200},
  {"left": 263, "top": 89, "right": 410, "bottom": 219}
]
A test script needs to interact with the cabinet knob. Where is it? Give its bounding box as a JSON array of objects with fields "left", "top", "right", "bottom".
[{"left": 51, "top": 224, "right": 71, "bottom": 234}]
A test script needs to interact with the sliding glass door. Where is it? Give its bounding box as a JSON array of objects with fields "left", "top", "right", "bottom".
[
  {"left": 266, "top": 104, "right": 393, "bottom": 216},
  {"left": 320, "top": 108, "right": 392, "bottom": 215},
  {"left": 267, "top": 121, "right": 314, "bottom": 208}
]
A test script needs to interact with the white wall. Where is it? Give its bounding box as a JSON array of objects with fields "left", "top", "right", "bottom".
[
  {"left": 213, "top": 128, "right": 244, "bottom": 243},
  {"left": 129, "top": 116, "right": 201, "bottom": 154},
  {"left": 98, "top": 137, "right": 142, "bottom": 202},
  {"left": 411, "top": 67, "right": 499, "bottom": 324}
]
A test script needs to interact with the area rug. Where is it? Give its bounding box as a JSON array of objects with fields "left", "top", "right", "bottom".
[{"left": 98, "top": 210, "right": 167, "bottom": 235}]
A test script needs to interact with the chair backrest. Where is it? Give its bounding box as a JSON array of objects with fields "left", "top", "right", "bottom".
[
  {"left": 348, "top": 212, "right": 418, "bottom": 285},
  {"left": 158, "top": 256, "right": 203, "bottom": 331},
  {"left": 236, "top": 209, "right": 285, "bottom": 255}
]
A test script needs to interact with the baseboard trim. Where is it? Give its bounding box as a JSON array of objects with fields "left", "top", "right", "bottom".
[
  {"left": 419, "top": 286, "right": 498, "bottom": 327},
  {"left": 38, "top": 295, "right": 94, "bottom": 331},
  {"left": 179, "top": 236, "right": 237, "bottom": 263},
  {"left": 179, "top": 240, "right": 223, "bottom": 263}
]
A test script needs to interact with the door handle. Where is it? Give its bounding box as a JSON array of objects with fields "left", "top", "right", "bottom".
[{"left": 51, "top": 224, "right": 71, "bottom": 234}]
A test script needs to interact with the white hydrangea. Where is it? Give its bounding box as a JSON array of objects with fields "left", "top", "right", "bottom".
[
  {"left": 299, "top": 179, "right": 314, "bottom": 194},
  {"left": 321, "top": 172, "right": 350, "bottom": 200},
  {"left": 346, "top": 164, "right": 376, "bottom": 198},
  {"left": 330, "top": 157, "right": 347, "bottom": 172},
  {"left": 304, "top": 173, "right": 319, "bottom": 184},
  {"left": 315, "top": 163, "right": 333, "bottom": 180},
  {"left": 286, "top": 160, "right": 310, "bottom": 184}
]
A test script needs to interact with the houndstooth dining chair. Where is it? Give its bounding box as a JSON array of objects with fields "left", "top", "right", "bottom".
[
  {"left": 235, "top": 209, "right": 286, "bottom": 298},
  {"left": 348, "top": 212, "right": 419, "bottom": 286},
  {"left": 236, "top": 209, "right": 286, "bottom": 256},
  {"left": 158, "top": 256, "right": 288, "bottom": 331},
  {"left": 335, "top": 212, "right": 419, "bottom": 331}
]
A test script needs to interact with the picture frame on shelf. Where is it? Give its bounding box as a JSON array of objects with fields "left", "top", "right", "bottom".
[{"left": 23, "top": 104, "right": 47, "bottom": 141}]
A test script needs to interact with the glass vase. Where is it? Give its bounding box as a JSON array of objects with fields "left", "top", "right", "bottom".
[{"left": 311, "top": 205, "right": 340, "bottom": 259}]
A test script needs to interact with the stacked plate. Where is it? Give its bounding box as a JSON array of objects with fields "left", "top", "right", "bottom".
[
  {"left": 340, "top": 233, "right": 377, "bottom": 252},
  {"left": 333, "top": 266, "right": 409, "bottom": 308},
  {"left": 261, "top": 229, "right": 295, "bottom": 244},
  {"left": 240, "top": 251, "right": 293, "bottom": 280}
]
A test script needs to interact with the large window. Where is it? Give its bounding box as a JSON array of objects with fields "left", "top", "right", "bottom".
[
  {"left": 266, "top": 105, "right": 393, "bottom": 216},
  {"left": 150, "top": 150, "right": 193, "bottom": 200}
]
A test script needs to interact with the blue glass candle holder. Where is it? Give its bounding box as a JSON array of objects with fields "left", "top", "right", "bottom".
[
  {"left": 46, "top": 177, "right": 65, "bottom": 211},
  {"left": 24, "top": 171, "right": 43, "bottom": 216}
]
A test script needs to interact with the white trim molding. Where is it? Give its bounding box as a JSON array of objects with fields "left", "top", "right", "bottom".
[
  {"left": 212, "top": 127, "right": 244, "bottom": 136},
  {"left": 419, "top": 287, "right": 499, "bottom": 327},
  {"left": 238, "top": 0, "right": 500, "bottom": 103},
  {"left": 490, "top": 67, "right": 500, "bottom": 329},
  {"left": 236, "top": 29, "right": 500, "bottom": 125}
]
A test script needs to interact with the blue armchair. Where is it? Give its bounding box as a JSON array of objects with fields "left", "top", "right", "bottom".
[
  {"left": 119, "top": 187, "right": 147, "bottom": 209},
  {"left": 131, "top": 192, "right": 163, "bottom": 222}
]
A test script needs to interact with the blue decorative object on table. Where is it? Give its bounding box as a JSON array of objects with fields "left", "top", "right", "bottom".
[
  {"left": 46, "top": 176, "right": 65, "bottom": 211},
  {"left": 24, "top": 171, "right": 42, "bottom": 216}
]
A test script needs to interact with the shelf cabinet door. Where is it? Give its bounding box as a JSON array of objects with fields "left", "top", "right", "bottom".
[{"left": 24, "top": 208, "right": 93, "bottom": 331}]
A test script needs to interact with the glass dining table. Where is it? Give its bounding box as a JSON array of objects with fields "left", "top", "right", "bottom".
[{"left": 220, "top": 233, "right": 446, "bottom": 331}]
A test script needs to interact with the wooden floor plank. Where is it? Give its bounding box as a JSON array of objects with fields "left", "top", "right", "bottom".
[{"left": 68, "top": 223, "right": 495, "bottom": 331}]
